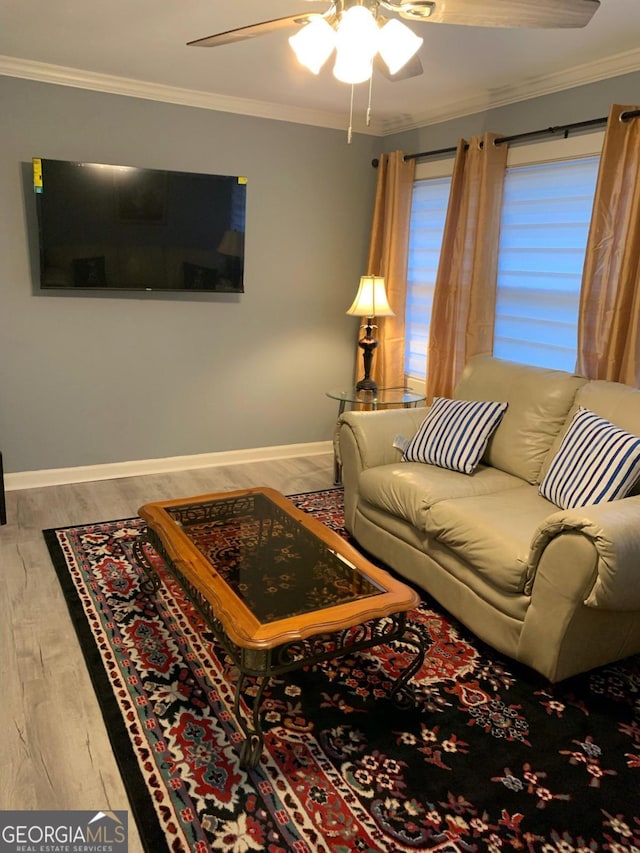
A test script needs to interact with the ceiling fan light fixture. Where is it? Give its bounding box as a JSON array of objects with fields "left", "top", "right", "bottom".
[
  {"left": 378, "top": 18, "right": 423, "bottom": 74},
  {"left": 289, "top": 16, "right": 336, "bottom": 74}
]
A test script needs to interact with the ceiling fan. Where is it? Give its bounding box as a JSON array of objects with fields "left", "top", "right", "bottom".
[
  {"left": 188, "top": 0, "right": 600, "bottom": 84},
  {"left": 188, "top": 0, "right": 599, "bottom": 140}
]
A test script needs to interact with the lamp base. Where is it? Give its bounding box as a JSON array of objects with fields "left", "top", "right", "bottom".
[
  {"left": 355, "top": 319, "right": 379, "bottom": 396},
  {"left": 355, "top": 377, "right": 378, "bottom": 394}
]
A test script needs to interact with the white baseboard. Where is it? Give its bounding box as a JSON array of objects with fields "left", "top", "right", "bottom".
[{"left": 5, "top": 441, "right": 333, "bottom": 491}]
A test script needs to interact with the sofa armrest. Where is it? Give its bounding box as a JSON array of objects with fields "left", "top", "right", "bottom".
[
  {"left": 528, "top": 495, "right": 640, "bottom": 610},
  {"left": 339, "top": 407, "right": 428, "bottom": 471},
  {"left": 339, "top": 407, "right": 428, "bottom": 534}
]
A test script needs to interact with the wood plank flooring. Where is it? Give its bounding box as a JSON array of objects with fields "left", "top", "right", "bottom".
[{"left": 0, "top": 453, "right": 335, "bottom": 852}]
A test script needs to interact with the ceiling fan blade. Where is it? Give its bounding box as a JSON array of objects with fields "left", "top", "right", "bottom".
[
  {"left": 399, "top": 0, "right": 600, "bottom": 28},
  {"left": 187, "top": 14, "right": 317, "bottom": 47},
  {"left": 374, "top": 52, "right": 424, "bottom": 82}
]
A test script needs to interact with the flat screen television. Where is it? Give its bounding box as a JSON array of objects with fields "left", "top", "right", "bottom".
[{"left": 33, "top": 158, "right": 246, "bottom": 293}]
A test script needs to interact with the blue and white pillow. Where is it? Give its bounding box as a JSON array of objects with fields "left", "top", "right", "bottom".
[
  {"left": 403, "top": 397, "right": 508, "bottom": 474},
  {"left": 539, "top": 407, "right": 640, "bottom": 509}
]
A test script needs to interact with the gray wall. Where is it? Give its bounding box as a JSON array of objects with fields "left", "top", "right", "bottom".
[
  {"left": 0, "top": 77, "right": 379, "bottom": 473},
  {"left": 1, "top": 72, "right": 638, "bottom": 475}
]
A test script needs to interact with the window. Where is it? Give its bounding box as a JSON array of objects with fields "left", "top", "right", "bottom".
[
  {"left": 404, "top": 133, "right": 604, "bottom": 384},
  {"left": 405, "top": 172, "right": 451, "bottom": 384},
  {"left": 494, "top": 156, "right": 600, "bottom": 371}
]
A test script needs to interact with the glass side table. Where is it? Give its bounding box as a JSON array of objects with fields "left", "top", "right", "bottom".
[{"left": 326, "top": 387, "right": 427, "bottom": 484}]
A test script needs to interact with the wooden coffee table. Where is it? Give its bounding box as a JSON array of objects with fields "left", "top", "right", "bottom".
[{"left": 135, "top": 487, "right": 425, "bottom": 767}]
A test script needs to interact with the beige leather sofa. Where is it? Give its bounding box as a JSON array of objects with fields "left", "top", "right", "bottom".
[{"left": 339, "top": 355, "right": 640, "bottom": 682}]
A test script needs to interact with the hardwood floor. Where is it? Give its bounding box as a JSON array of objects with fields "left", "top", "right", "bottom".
[{"left": 0, "top": 453, "right": 335, "bottom": 852}]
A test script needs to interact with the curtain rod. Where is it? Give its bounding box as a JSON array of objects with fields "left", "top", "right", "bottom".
[{"left": 371, "top": 108, "right": 640, "bottom": 167}]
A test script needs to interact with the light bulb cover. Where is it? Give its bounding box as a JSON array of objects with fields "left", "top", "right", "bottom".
[
  {"left": 289, "top": 17, "right": 336, "bottom": 74},
  {"left": 333, "top": 52, "right": 374, "bottom": 84},
  {"left": 378, "top": 18, "right": 423, "bottom": 75},
  {"left": 333, "top": 5, "right": 379, "bottom": 84},
  {"left": 335, "top": 6, "right": 379, "bottom": 58}
]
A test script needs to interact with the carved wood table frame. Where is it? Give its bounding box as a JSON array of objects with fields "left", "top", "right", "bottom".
[{"left": 134, "top": 487, "right": 426, "bottom": 768}]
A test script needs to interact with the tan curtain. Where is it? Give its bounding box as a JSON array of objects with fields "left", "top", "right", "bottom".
[
  {"left": 426, "top": 132, "right": 508, "bottom": 399},
  {"left": 576, "top": 104, "right": 640, "bottom": 386},
  {"left": 356, "top": 151, "right": 415, "bottom": 389}
]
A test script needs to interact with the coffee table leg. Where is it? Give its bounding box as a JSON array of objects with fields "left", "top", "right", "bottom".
[
  {"left": 234, "top": 662, "right": 271, "bottom": 769},
  {"left": 133, "top": 530, "right": 162, "bottom": 595},
  {"left": 389, "top": 622, "right": 427, "bottom": 709}
]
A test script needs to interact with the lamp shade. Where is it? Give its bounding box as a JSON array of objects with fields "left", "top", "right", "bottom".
[{"left": 346, "top": 275, "right": 395, "bottom": 317}]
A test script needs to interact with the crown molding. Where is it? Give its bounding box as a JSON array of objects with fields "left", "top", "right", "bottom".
[
  {"left": 1, "top": 47, "right": 639, "bottom": 138},
  {"left": 0, "top": 55, "right": 382, "bottom": 136},
  {"left": 378, "top": 46, "right": 640, "bottom": 134}
]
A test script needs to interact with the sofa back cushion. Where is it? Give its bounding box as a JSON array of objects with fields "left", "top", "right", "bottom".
[
  {"left": 540, "top": 379, "right": 640, "bottom": 492},
  {"left": 453, "top": 356, "right": 586, "bottom": 484}
]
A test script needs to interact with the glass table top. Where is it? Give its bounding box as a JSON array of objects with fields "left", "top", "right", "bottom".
[
  {"left": 166, "top": 491, "right": 384, "bottom": 624},
  {"left": 326, "top": 387, "right": 426, "bottom": 406}
]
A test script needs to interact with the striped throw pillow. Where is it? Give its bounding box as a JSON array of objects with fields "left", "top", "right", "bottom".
[
  {"left": 539, "top": 407, "right": 640, "bottom": 509},
  {"left": 403, "top": 397, "right": 508, "bottom": 474}
]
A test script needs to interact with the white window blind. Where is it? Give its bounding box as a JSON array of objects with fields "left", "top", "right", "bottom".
[
  {"left": 405, "top": 176, "right": 451, "bottom": 381},
  {"left": 494, "top": 156, "right": 600, "bottom": 371}
]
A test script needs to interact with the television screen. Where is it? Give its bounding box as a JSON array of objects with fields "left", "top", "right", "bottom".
[{"left": 33, "top": 158, "right": 246, "bottom": 293}]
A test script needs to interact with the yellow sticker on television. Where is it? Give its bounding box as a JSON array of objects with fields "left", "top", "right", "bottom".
[
  {"left": 33, "top": 158, "right": 43, "bottom": 193},
  {"left": 238, "top": 176, "right": 247, "bottom": 185}
]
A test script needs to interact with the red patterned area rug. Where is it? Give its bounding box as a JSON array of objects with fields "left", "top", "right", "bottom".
[{"left": 43, "top": 488, "right": 640, "bottom": 852}]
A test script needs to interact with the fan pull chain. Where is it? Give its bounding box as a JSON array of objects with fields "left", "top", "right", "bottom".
[
  {"left": 347, "top": 84, "right": 355, "bottom": 144},
  {"left": 366, "top": 73, "right": 373, "bottom": 127}
]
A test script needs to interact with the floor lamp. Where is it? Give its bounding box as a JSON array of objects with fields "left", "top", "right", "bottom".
[{"left": 347, "top": 275, "right": 395, "bottom": 394}]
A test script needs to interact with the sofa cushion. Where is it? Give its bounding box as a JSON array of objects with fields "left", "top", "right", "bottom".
[
  {"left": 423, "top": 485, "right": 556, "bottom": 594},
  {"left": 539, "top": 407, "right": 640, "bottom": 509},
  {"left": 403, "top": 397, "right": 508, "bottom": 474},
  {"left": 453, "top": 355, "right": 586, "bottom": 484},
  {"left": 359, "top": 462, "right": 523, "bottom": 531}
]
